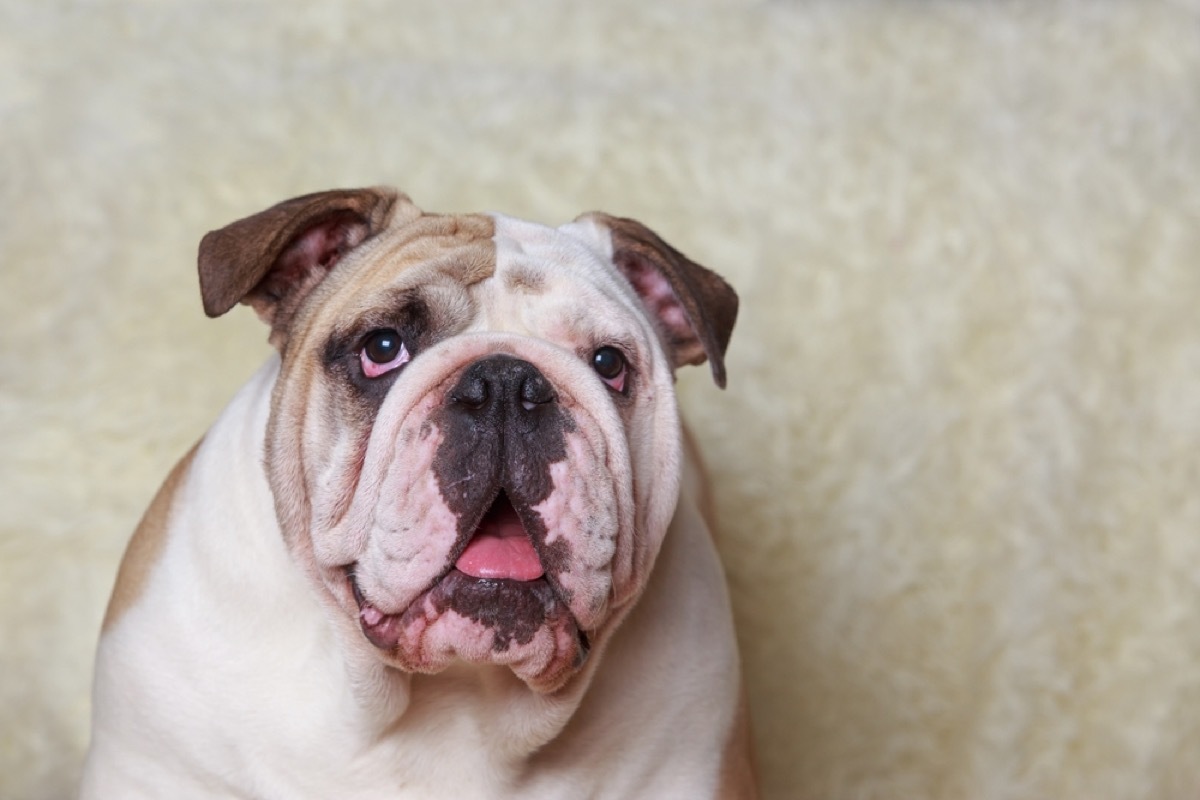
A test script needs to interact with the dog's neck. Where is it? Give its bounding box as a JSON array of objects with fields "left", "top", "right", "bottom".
[{"left": 332, "top": 614, "right": 592, "bottom": 752}]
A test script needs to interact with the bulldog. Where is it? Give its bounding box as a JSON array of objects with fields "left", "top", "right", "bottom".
[{"left": 81, "top": 188, "right": 756, "bottom": 799}]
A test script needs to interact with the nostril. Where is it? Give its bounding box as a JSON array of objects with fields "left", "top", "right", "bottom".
[
  {"left": 451, "top": 374, "right": 489, "bottom": 409},
  {"left": 520, "top": 373, "right": 556, "bottom": 410}
]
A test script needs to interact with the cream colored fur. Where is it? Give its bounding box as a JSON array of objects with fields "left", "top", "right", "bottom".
[{"left": 2, "top": 1, "right": 1199, "bottom": 798}]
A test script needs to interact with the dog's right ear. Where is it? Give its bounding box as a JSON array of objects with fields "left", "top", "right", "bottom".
[{"left": 198, "top": 187, "right": 410, "bottom": 348}]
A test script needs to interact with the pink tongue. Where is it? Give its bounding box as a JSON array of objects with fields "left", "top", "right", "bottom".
[{"left": 455, "top": 500, "right": 544, "bottom": 581}]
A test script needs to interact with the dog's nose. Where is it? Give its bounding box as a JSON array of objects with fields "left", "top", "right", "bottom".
[{"left": 449, "top": 355, "right": 557, "bottom": 416}]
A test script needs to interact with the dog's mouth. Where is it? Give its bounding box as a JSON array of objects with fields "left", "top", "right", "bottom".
[
  {"left": 453, "top": 491, "right": 545, "bottom": 582},
  {"left": 345, "top": 492, "right": 589, "bottom": 664}
]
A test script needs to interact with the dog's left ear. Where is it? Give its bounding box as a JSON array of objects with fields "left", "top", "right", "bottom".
[{"left": 578, "top": 213, "right": 738, "bottom": 388}]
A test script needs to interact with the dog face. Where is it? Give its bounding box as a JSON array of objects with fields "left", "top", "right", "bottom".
[{"left": 198, "top": 188, "right": 736, "bottom": 693}]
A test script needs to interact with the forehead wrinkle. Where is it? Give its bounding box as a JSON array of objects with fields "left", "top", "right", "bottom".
[
  {"left": 366, "top": 215, "right": 494, "bottom": 285},
  {"left": 322, "top": 214, "right": 493, "bottom": 313}
]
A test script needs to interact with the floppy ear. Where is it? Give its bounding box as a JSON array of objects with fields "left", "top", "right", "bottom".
[
  {"left": 578, "top": 212, "right": 738, "bottom": 388},
  {"left": 198, "top": 187, "right": 407, "bottom": 348}
]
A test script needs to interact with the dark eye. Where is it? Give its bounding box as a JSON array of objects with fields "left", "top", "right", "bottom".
[
  {"left": 364, "top": 330, "right": 401, "bottom": 363},
  {"left": 591, "top": 346, "right": 627, "bottom": 392},
  {"left": 360, "top": 329, "right": 410, "bottom": 378}
]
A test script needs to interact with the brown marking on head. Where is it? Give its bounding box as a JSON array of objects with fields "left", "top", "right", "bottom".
[
  {"left": 351, "top": 212, "right": 496, "bottom": 285},
  {"left": 718, "top": 684, "right": 760, "bottom": 799},
  {"left": 577, "top": 212, "right": 739, "bottom": 388},
  {"left": 101, "top": 441, "right": 201, "bottom": 633}
]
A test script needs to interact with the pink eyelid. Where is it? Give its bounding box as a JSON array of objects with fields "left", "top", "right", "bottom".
[
  {"left": 601, "top": 369, "right": 626, "bottom": 393},
  {"left": 360, "top": 342, "right": 411, "bottom": 378}
]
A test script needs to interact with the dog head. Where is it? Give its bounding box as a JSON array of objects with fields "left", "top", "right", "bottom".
[{"left": 198, "top": 188, "right": 737, "bottom": 693}]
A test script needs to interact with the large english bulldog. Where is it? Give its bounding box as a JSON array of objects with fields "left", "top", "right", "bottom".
[{"left": 81, "top": 188, "right": 756, "bottom": 798}]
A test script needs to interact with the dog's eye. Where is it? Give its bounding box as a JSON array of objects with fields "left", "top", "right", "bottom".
[
  {"left": 591, "top": 346, "right": 627, "bottom": 392},
  {"left": 360, "top": 329, "right": 410, "bottom": 378}
]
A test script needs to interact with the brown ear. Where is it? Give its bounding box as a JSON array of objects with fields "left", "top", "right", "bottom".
[
  {"left": 579, "top": 212, "right": 738, "bottom": 388},
  {"left": 198, "top": 187, "right": 405, "bottom": 347}
]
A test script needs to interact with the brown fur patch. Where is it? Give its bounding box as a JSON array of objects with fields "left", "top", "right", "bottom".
[
  {"left": 503, "top": 264, "right": 545, "bottom": 293},
  {"left": 296, "top": 213, "right": 497, "bottom": 351},
  {"left": 718, "top": 685, "right": 760, "bottom": 799},
  {"left": 682, "top": 424, "right": 758, "bottom": 796},
  {"left": 101, "top": 441, "right": 201, "bottom": 632}
]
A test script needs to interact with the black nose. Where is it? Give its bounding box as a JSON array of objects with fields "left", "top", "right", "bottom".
[{"left": 449, "top": 355, "right": 557, "bottom": 416}]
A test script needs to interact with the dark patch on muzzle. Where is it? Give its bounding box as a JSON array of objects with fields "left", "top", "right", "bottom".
[{"left": 431, "top": 354, "right": 577, "bottom": 602}]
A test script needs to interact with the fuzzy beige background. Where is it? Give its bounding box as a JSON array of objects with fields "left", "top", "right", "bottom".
[{"left": 3, "top": 1, "right": 1200, "bottom": 798}]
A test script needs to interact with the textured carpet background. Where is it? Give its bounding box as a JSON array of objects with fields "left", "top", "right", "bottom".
[{"left": 3, "top": 1, "right": 1199, "bottom": 798}]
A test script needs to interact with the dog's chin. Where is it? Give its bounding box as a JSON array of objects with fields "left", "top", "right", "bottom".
[{"left": 347, "top": 569, "right": 592, "bottom": 693}]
